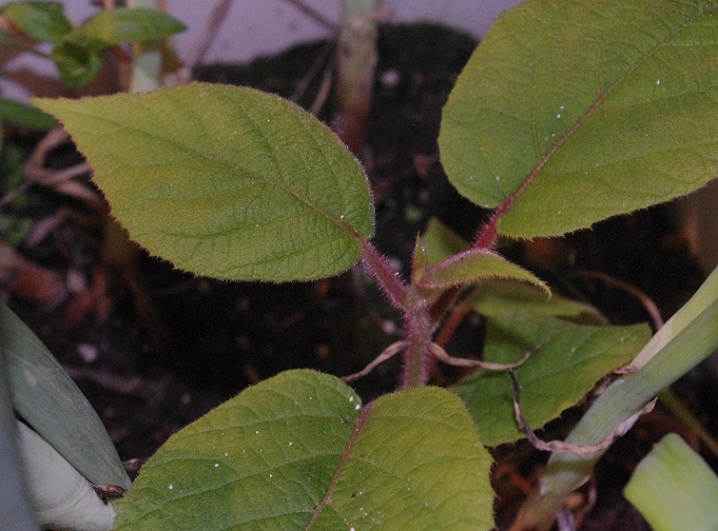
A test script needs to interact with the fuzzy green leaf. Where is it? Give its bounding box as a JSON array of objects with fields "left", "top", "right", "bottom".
[
  {"left": 440, "top": 0, "right": 718, "bottom": 238},
  {"left": 451, "top": 314, "right": 650, "bottom": 446},
  {"left": 419, "top": 247, "right": 549, "bottom": 296},
  {"left": 2, "top": 1, "right": 72, "bottom": 44},
  {"left": 34, "top": 83, "right": 375, "bottom": 281},
  {"left": 72, "top": 8, "right": 186, "bottom": 46},
  {"left": 115, "top": 370, "right": 494, "bottom": 530},
  {"left": 1, "top": 305, "right": 129, "bottom": 489},
  {"left": 625, "top": 433, "right": 718, "bottom": 531},
  {"left": 421, "top": 218, "right": 602, "bottom": 322}
]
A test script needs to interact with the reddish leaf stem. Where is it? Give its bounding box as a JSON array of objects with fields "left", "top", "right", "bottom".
[
  {"left": 358, "top": 240, "right": 432, "bottom": 387},
  {"left": 359, "top": 240, "right": 407, "bottom": 310}
]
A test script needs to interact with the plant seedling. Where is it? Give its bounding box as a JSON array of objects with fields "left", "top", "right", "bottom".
[{"left": 6, "top": 0, "right": 718, "bottom": 528}]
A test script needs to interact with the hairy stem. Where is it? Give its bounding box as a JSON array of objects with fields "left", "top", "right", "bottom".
[
  {"left": 358, "top": 241, "right": 433, "bottom": 387},
  {"left": 400, "top": 287, "right": 433, "bottom": 388},
  {"left": 359, "top": 240, "right": 407, "bottom": 310}
]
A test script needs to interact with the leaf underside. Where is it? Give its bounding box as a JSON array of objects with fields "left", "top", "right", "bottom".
[
  {"left": 34, "top": 83, "right": 374, "bottom": 282},
  {"left": 440, "top": 0, "right": 718, "bottom": 238},
  {"left": 1, "top": 305, "right": 129, "bottom": 488},
  {"left": 114, "top": 370, "right": 495, "bottom": 530}
]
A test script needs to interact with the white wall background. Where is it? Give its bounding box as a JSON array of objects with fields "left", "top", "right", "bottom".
[{"left": 0, "top": 0, "right": 522, "bottom": 100}]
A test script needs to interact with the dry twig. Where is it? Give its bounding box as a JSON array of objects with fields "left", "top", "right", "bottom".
[{"left": 509, "top": 370, "right": 657, "bottom": 455}]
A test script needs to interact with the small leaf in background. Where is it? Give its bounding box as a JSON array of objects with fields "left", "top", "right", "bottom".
[
  {"left": 115, "top": 370, "right": 495, "bottom": 530},
  {"left": 440, "top": 0, "right": 718, "bottom": 238},
  {"left": 419, "top": 247, "right": 549, "bottom": 296},
  {"left": 34, "top": 83, "right": 375, "bottom": 281},
  {"left": 0, "top": 98, "right": 56, "bottom": 131},
  {"left": 451, "top": 313, "right": 650, "bottom": 446},
  {"left": 72, "top": 7, "right": 186, "bottom": 46},
  {"left": 473, "top": 280, "right": 606, "bottom": 325},
  {"left": 625, "top": 433, "right": 718, "bottom": 531},
  {"left": 1, "top": 305, "right": 130, "bottom": 489},
  {"left": 50, "top": 40, "right": 103, "bottom": 88},
  {"left": 1, "top": 1, "right": 72, "bottom": 44},
  {"left": 421, "top": 218, "right": 601, "bottom": 322},
  {"left": 421, "top": 217, "right": 466, "bottom": 266}
]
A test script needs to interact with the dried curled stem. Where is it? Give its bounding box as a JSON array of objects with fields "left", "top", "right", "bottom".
[
  {"left": 342, "top": 341, "right": 407, "bottom": 382},
  {"left": 508, "top": 370, "right": 657, "bottom": 455},
  {"left": 343, "top": 339, "right": 546, "bottom": 382},
  {"left": 429, "top": 341, "right": 545, "bottom": 371}
]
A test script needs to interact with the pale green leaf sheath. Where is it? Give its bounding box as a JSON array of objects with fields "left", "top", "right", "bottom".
[
  {"left": 114, "top": 370, "right": 495, "bottom": 530},
  {"left": 34, "top": 83, "right": 374, "bottom": 281},
  {"left": 625, "top": 433, "right": 718, "bottom": 531},
  {"left": 440, "top": 0, "right": 718, "bottom": 238}
]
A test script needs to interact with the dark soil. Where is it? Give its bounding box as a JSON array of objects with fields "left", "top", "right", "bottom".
[{"left": 1, "top": 22, "right": 714, "bottom": 530}]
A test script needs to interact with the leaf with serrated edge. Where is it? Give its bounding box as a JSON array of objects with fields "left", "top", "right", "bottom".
[
  {"left": 34, "top": 83, "right": 374, "bottom": 281},
  {"left": 422, "top": 218, "right": 601, "bottom": 322},
  {"left": 440, "top": 0, "right": 718, "bottom": 238},
  {"left": 419, "top": 247, "right": 549, "bottom": 296},
  {"left": 115, "top": 370, "right": 494, "bottom": 530},
  {"left": 451, "top": 314, "right": 650, "bottom": 446}
]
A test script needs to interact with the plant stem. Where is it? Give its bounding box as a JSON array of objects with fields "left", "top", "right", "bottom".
[
  {"left": 333, "top": 0, "right": 378, "bottom": 152},
  {"left": 359, "top": 240, "right": 406, "bottom": 310},
  {"left": 358, "top": 241, "right": 433, "bottom": 387},
  {"left": 400, "top": 286, "right": 432, "bottom": 388}
]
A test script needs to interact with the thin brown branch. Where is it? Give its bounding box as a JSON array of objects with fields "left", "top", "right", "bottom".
[
  {"left": 7, "top": 127, "right": 103, "bottom": 211},
  {"left": 279, "top": 0, "right": 337, "bottom": 31},
  {"left": 433, "top": 290, "right": 477, "bottom": 348},
  {"left": 577, "top": 269, "right": 664, "bottom": 330},
  {"left": 342, "top": 341, "right": 406, "bottom": 382},
  {"left": 431, "top": 342, "right": 538, "bottom": 371},
  {"left": 182, "top": 0, "right": 233, "bottom": 71}
]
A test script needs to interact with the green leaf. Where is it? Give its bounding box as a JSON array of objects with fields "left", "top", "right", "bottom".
[
  {"left": 2, "top": 1, "right": 72, "bottom": 44},
  {"left": 421, "top": 218, "right": 602, "bottom": 323},
  {"left": 115, "top": 370, "right": 494, "bottom": 530},
  {"left": 16, "top": 421, "right": 117, "bottom": 530},
  {"left": 421, "top": 217, "right": 467, "bottom": 266},
  {"left": 451, "top": 314, "right": 650, "bottom": 446},
  {"left": 440, "top": 0, "right": 718, "bottom": 238},
  {"left": 33, "top": 83, "right": 375, "bottom": 281},
  {"left": 1, "top": 305, "right": 130, "bottom": 489},
  {"left": 50, "top": 41, "right": 103, "bottom": 88},
  {"left": 514, "top": 268, "right": 718, "bottom": 530},
  {"left": 0, "top": 99, "right": 56, "bottom": 130},
  {"left": 72, "top": 7, "right": 186, "bottom": 46},
  {"left": 625, "top": 433, "right": 718, "bottom": 531},
  {"left": 473, "top": 281, "right": 606, "bottom": 324},
  {"left": 419, "top": 247, "right": 550, "bottom": 296}
]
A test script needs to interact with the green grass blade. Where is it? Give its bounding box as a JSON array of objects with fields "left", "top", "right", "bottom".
[
  {"left": 625, "top": 433, "right": 718, "bottom": 531},
  {"left": 2, "top": 305, "right": 129, "bottom": 489}
]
